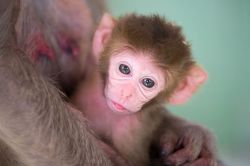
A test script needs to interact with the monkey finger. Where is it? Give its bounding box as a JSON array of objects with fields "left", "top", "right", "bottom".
[
  {"left": 163, "top": 141, "right": 203, "bottom": 166},
  {"left": 183, "top": 147, "right": 226, "bottom": 166},
  {"left": 163, "top": 150, "right": 191, "bottom": 166},
  {"left": 160, "top": 132, "right": 179, "bottom": 157},
  {"left": 182, "top": 158, "right": 218, "bottom": 166},
  {"left": 160, "top": 139, "right": 177, "bottom": 157}
]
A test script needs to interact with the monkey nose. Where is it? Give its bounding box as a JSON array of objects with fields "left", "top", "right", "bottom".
[{"left": 121, "top": 88, "right": 133, "bottom": 98}]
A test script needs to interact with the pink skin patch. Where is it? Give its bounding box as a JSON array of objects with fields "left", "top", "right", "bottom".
[
  {"left": 31, "top": 34, "right": 55, "bottom": 61},
  {"left": 29, "top": 33, "right": 79, "bottom": 62}
]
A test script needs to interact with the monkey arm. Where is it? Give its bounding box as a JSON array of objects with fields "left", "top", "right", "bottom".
[{"left": 151, "top": 108, "right": 224, "bottom": 166}]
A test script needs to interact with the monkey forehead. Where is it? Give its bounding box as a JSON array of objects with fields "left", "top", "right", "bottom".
[{"left": 110, "top": 51, "right": 166, "bottom": 87}]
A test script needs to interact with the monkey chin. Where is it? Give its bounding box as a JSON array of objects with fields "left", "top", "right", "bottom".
[{"left": 106, "top": 98, "right": 133, "bottom": 115}]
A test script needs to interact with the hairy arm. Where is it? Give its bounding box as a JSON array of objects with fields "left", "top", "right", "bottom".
[{"left": 151, "top": 108, "right": 224, "bottom": 166}]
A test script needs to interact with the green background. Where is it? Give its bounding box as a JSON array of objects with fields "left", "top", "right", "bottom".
[{"left": 107, "top": 0, "right": 250, "bottom": 165}]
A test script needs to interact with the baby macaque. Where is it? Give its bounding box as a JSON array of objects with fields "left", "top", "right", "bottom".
[{"left": 72, "top": 14, "right": 208, "bottom": 166}]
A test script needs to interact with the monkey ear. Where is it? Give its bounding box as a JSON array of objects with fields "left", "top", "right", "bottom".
[
  {"left": 92, "top": 13, "right": 116, "bottom": 59},
  {"left": 168, "top": 65, "right": 208, "bottom": 105}
]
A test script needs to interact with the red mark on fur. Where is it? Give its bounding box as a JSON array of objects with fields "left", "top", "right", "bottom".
[{"left": 31, "top": 34, "right": 55, "bottom": 61}]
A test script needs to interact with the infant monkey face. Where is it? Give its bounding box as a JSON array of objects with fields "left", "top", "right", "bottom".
[{"left": 104, "top": 51, "right": 166, "bottom": 114}]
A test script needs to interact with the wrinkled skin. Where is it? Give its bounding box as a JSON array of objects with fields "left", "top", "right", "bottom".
[{"left": 0, "top": 0, "right": 224, "bottom": 165}]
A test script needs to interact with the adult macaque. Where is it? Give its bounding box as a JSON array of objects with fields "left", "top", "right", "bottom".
[
  {"left": 72, "top": 14, "right": 223, "bottom": 166},
  {"left": 0, "top": 1, "right": 113, "bottom": 166}
]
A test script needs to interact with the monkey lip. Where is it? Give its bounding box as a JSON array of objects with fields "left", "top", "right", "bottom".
[
  {"left": 112, "top": 101, "right": 125, "bottom": 110},
  {"left": 111, "top": 101, "right": 127, "bottom": 112},
  {"left": 106, "top": 98, "right": 131, "bottom": 114}
]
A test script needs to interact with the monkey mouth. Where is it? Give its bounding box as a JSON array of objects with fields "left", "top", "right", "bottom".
[
  {"left": 108, "top": 99, "right": 130, "bottom": 114},
  {"left": 112, "top": 101, "right": 125, "bottom": 111}
]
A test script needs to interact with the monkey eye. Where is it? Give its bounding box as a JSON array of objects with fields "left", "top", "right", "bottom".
[
  {"left": 142, "top": 78, "right": 155, "bottom": 88},
  {"left": 119, "top": 64, "right": 131, "bottom": 75}
]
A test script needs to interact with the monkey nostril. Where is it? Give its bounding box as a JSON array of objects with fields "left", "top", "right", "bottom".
[{"left": 121, "top": 89, "right": 132, "bottom": 98}]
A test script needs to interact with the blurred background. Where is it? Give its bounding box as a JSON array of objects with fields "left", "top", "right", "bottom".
[{"left": 107, "top": 0, "right": 250, "bottom": 165}]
